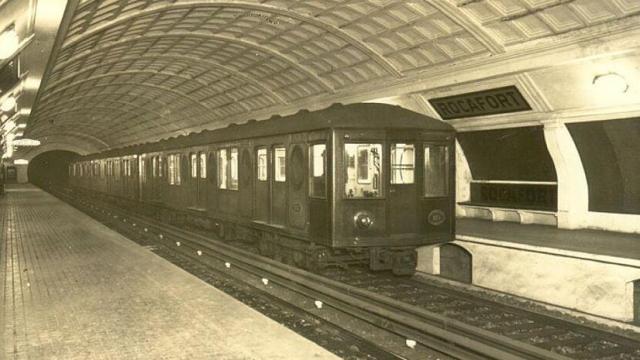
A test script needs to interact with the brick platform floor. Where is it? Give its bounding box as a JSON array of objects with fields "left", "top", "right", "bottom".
[{"left": 1, "top": 185, "right": 339, "bottom": 360}]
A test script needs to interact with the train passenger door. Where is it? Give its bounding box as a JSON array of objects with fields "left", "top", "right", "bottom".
[
  {"left": 254, "top": 147, "right": 269, "bottom": 223},
  {"left": 388, "top": 143, "right": 418, "bottom": 234},
  {"left": 189, "top": 152, "right": 199, "bottom": 208},
  {"left": 138, "top": 155, "right": 145, "bottom": 201},
  {"left": 271, "top": 146, "right": 287, "bottom": 226},
  {"left": 197, "top": 152, "right": 207, "bottom": 209},
  {"left": 287, "top": 144, "right": 307, "bottom": 230}
]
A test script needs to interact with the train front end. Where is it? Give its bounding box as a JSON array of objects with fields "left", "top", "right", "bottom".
[{"left": 331, "top": 112, "right": 456, "bottom": 275}]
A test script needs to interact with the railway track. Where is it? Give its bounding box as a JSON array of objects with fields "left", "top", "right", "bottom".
[{"left": 55, "top": 187, "right": 640, "bottom": 360}]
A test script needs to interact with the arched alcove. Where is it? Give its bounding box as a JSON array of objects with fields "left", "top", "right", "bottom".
[{"left": 439, "top": 243, "right": 473, "bottom": 284}]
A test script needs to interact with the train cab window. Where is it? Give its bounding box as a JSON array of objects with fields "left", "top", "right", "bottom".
[
  {"left": 257, "top": 148, "right": 268, "bottom": 181},
  {"left": 345, "top": 143, "right": 382, "bottom": 198},
  {"left": 391, "top": 144, "right": 415, "bottom": 184},
  {"left": 424, "top": 145, "right": 449, "bottom": 197},
  {"left": 309, "top": 144, "right": 326, "bottom": 198},
  {"left": 274, "top": 147, "right": 286, "bottom": 182},
  {"left": 199, "top": 153, "right": 206, "bottom": 178}
]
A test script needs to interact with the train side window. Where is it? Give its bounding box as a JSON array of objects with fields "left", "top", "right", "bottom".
[
  {"left": 424, "top": 145, "right": 449, "bottom": 197},
  {"left": 199, "top": 152, "right": 206, "bottom": 179},
  {"left": 309, "top": 144, "right": 326, "bottom": 198},
  {"left": 218, "top": 149, "right": 228, "bottom": 189},
  {"left": 229, "top": 148, "right": 239, "bottom": 190},
  {"left": 190, "top": 153, "right": 197, "bottom": 178},
  {"left": 274, "top": 147, "right": 286, "bottom": 182},
  {"left": 345, "top": 143, "right": 382, "bottom": 198},
  {"left": 257, "top": 148, "right": 267, "bottom": 181},
  {"left": 391, "top": 144, "right": 415, "bottom": 184},
  {"left": 158, "top": 156, "right": 164, "bottom": 177},
  {"left": 168, "top": 155, "right": 176, "bottom": 185},
  {"left": 152, "top": 157, "right": 157, "bottom": 178}
]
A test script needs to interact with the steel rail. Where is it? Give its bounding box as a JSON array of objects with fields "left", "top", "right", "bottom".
[{"left": 64, "top": 190, "right": 570, "bottom": 360}]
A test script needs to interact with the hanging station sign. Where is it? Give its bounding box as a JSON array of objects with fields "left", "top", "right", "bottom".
[{"left": 428, "top": 86, "right": 532, "bottom": 120}]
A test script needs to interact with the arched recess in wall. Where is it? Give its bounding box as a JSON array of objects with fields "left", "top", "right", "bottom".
[{"left": 439, "top": 243, "right": 473, "bottom": 284}]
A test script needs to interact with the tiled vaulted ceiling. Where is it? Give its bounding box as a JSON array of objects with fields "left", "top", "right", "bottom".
[{"left": 24, "top": 0, "right": 640, "bottom": 151}]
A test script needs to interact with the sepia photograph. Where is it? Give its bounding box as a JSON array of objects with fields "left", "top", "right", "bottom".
[{"left": 1, "top": 0, "right": 639, "bottom": 359}]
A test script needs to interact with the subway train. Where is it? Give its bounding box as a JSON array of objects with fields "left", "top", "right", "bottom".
[{"left": 68, "top": 103, "right": 456, "bottom": 274}]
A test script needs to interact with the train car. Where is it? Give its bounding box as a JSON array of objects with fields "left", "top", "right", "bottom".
[
  {"left": 0, "top": 162, "right": 5, "bottom": 194},
  {"left": 70, "top": 103, "right": 456, "bottom": 274}
]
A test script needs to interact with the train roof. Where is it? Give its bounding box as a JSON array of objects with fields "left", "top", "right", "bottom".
[{"left": 78, "top": 103, "right": 453, "bottom": 161}]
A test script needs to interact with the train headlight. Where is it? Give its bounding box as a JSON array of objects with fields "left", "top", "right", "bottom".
[{"left": 354, "top": 211, "right": 374, "bottom": 229}]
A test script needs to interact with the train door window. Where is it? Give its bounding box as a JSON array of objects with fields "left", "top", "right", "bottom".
[
  {"left": 230, "top": 148, "right": 239, "bottom": 190},
  {"left": 140, "top": 158, "right": 146, "bottom": 183},
  {"left": 274, "top": 147, "right": 286, "bottom": 182},
  {"left": 257, "top": 148, "right": 267, "bottom": 181},
  {"left": 218, "top": 149, "right": 228, "bottom": 189},
  {"left": 309, "top": 144, "right": 326, "bottom": 198},
  {"left": 190, "top": 153, "right": 197, "bottom": 178},
  {"left": 391, "top": 144, "right": 415, "bottom": 184},
  {"left": 176, "top": 154, "right": 182, "bottom": 185},
  {"left": 424, "top": 145, "right": 449, "bottom": 197},
  {"left": 168, "top": 155, "right": 176, "bottom": 185},
  {"left": 199, "top": 152, "right": 206, "bottom": 178},
  {"left": 345, "top": 143, "right": 382, "bottom": 198}
]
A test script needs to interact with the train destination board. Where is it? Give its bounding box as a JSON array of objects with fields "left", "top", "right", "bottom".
[{"left": 429, "top": 86, "right": 532, "bottom": 120}]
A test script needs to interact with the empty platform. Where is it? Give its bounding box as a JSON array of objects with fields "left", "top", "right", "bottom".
[
  {"left": 457, "top": 218, "right": 640, "bottom": 260},
  {"left": 0, "top": 184, "right": 338, "bottom": 360},
  {"left": 445, "top": 218, "right": 640, "bottom": 322}
]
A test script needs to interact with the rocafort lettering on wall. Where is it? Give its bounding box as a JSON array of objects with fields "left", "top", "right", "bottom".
[{"left": 428, "top": 86, "right": 532, "bottom": 120}]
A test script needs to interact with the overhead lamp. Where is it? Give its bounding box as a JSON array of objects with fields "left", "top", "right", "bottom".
[
  {"left": 14, "top": 159, "right": 28, "bottom": 165},
  {"left": 3, "top": 120, "right": 16, "bottom": 131},
  {"left": 17, "top": 123, "right": 26, "bottom": 128},
  {"left": 1, "top": 95, "right": 16, "bottom": 112},
  {"left": 593, "top": 72, "right": 628, "bottom": 93},
  {"left": 1, "top": 115, "right": 7, "bottom": 122},
  {"left": 0, "top": 27, "right": 19, "bottom": 60}
]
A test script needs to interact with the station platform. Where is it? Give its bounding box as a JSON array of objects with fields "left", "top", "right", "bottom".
[
  {"left": 417, "top": 217, "right": 640, "bottom": 323},
  {"left": 457, "top": 218, "right": 640, "bottom": 261},
  {"left": 0, "top": 184, "right": 339, "bottom": 360}
]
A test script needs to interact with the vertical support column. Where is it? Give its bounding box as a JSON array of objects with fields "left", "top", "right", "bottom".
[
  {"left": 542, "top": 120, "right": 589, "bottom": 229},
  {"left": 455, "top": 140, "right": 472, "bottom": 217}
]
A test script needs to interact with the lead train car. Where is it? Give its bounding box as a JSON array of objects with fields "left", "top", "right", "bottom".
[{"left": 69, "top": 103, "right": 456, "bottom": 274}]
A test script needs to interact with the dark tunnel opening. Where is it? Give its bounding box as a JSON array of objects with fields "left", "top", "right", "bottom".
[{"left": 28, "top": 150, "right": 80, "bottom": 189}]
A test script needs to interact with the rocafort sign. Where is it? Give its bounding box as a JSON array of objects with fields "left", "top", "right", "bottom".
[{"left": 428, "top": 86, "right": 531, "bottom": 120}]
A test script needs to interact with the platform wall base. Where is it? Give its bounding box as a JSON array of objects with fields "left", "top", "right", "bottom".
[{"left": 418, "top": 237, "right": 640, "bottom": 322}]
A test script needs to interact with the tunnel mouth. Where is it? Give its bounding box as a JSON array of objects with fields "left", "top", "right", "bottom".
[{"left": 27, "top": 150, "right": 80, "bottom": 188}]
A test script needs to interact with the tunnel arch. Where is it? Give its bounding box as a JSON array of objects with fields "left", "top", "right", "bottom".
[{"left": 27, "top": 150, "right": 81, "bottom": 189}]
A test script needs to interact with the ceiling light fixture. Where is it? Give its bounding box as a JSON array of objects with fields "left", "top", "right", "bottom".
[
  {"left": 0, "top": 27, "right": 19, "bottom": 60},
  {"left": 593, "top": 72, "right": 629, "bottom": 93},
  {"left": 0, "top": 95, "right": 16, "bottom": 112}
]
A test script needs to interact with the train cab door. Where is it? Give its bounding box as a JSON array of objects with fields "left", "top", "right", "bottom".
[
  {"left": 196, "top": 151, "right": 207, "bottom": 209},
  {"left": 388, "top": 143, "right": 419, "bottom": 234},
  {"left": 270, "top": 145, "right": 287, "bottom": 226},
  {"left": 254, "top": 147, "right": 270, "bottom": 223}
]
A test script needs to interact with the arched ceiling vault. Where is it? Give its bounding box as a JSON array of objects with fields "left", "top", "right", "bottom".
[{"left": 24, "top": 0, "right": 640, "bottom": 152}]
